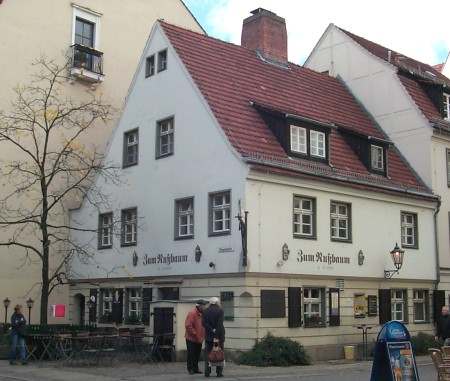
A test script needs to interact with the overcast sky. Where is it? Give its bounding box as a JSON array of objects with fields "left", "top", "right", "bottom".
[{"left": 184, "top": 0, "right": 450, "bottom": 66}]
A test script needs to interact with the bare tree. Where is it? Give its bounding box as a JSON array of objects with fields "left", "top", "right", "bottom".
[{"left": 0, "top": 57, "right": 120, "bottom": 324}]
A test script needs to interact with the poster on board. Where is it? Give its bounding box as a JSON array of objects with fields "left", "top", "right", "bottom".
[{"left": 386, "top": 341, "right": 418, "bottom": 381}]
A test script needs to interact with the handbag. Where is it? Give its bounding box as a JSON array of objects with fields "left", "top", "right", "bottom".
[{"left": 208, "top": 338, "right": 224, "bottom": 364}]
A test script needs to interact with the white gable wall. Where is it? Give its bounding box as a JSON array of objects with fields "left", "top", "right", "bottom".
[
  {"left": 69, "top": 24, "right": 248, "bottom": 280},
  {"left": 305, "top": 26, "right": 433, "bottom": 187}
]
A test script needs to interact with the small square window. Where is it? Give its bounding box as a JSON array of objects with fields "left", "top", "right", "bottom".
[
  {"left": 123, "top": 129, "right": 138, "bottom": 167},
  {"left": 145, "top": 55, "right": 155, "bottom": 78},
  {"left": 371, "top": 145, "right": 384, "bottom": 171},
  {"left": 209, "top": 191, "right": 231, "bottom": 236},
  {"left": 157, "top": 49, "right": 167, "bottom": 72},
  {"left": 156, "top": 118, "right": 174, "bottom": 158}
]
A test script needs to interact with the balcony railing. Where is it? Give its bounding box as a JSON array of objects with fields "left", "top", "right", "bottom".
[{"left": 71, "top": 44, "right": 104, "bottom": 81}]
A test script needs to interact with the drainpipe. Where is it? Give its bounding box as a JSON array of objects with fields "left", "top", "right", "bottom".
[{"left": 434, "top": 197, "right": 442, "bottom": 289}]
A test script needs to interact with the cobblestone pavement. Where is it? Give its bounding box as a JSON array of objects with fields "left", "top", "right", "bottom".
[{"left": 0, "top": 359, "right": 436, "bottom": 381}]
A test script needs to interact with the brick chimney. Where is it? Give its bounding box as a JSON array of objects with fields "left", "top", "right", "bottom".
[{"left": 241, "top": 8, "right": 288, "bottom": 63}]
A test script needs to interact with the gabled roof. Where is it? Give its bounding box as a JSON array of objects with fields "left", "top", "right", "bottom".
[
  {"left": 338, "top": 26, "right": 450, "bottom": 133},
  {"left": 160, "top": 21, "right": 432, "bottom": 197}
]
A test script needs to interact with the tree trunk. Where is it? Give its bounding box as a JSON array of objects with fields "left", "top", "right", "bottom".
[{"left": 40, "top": 246, "right": 49, "bottom": 325}]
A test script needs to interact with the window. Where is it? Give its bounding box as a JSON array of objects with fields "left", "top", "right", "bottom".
[
  {"left": 98, "top": 212, "right": 113, "bottom": 249},
  {"left": 75, "top": 17, "right": 95, "bottom": 47},
  {"left": 293, "top": 196, "right": 315, "bottom": 238},
  {"left": 391, "top": 289, "right": 407, "bottom": 322},
  {"left": 220, "top": 292, "right": 234, "bottom": 321},
  {"left": 127, "top": 288, "right": 142, "bottom": 320},
  {"left": 303, "top": 288, "right": 325, "bottom": 327},
  {"left": 101, "top": 289, "right": 113, "bottom": 321},
  {"left": 290, "top": 125, "right": 307, "bottom": 154},
  {"left": 310, "top": 130, "right": 326, "bottom": 158},
  {"left": 175, "top": 197, "right": 194, "bottom": 239},
  {"left": 260, "top": 290, "right": 285, "bottom": 318},
  {"left": 156, "top": 118, "right": 174, "bottom": 158},
  {"left": 157, "top": 49, "right": 167, "bottom": 72},
  {"left": 157, "top": 287, "right": 179, "bottom": 300},
  {"left": 444, "top": 93, "right": 450, "bottom": 120},
  {"left": 330, "top": 201, "right": 351, "bottom": 242},
  {"left": 371, "top": 145, "right": 384, "bottom": 171},
  {"left": 123, "top": 129, "right": 138, "bottom": 167},
  {"left": 121, "top": 208, "right": 137, "bottom": 246},
  {"left": 209, "top": 191, "right": 231, "bottom": 236},
  {"left": 446, "top": 149, "right": 450, "bottom": 187},
  {"left": 145, "top": 55, "right": 155, "bottom": 78},
  {"left": 413, "top": 290, "right": 429, "bottom": 323},
  {"left": 401, "top": 212, "right": 418, "bottom": 248}
]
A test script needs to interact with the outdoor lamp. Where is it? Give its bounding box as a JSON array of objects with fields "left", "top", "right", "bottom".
[
  {"left": 195, "top": 245, "right": 202, "bottom": 263},
  {"left": 3, "top": 297, "right": 10, "bottom": 325},
  {"left": 384, "top": 243, "right": 405, "bottom": 279},
  {"left": 26, "top": 298, "right": 34, "bottom": 324}
]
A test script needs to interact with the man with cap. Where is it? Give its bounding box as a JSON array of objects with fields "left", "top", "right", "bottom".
[
  {"left": 185, "top": 299, "right": 207, "bottom": 374},
  {"left": 202, "top": 297, "right": 225, "bottom": 378}
]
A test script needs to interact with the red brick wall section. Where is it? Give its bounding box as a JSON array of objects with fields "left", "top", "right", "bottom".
[{"left": 241, "top": 8, "right": 287, "bottom": 62}]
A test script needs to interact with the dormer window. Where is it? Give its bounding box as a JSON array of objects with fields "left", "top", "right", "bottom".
[
  {"left": 289, "top": 124, "right": 327, "bottom": 161},
  {"left": 444, "top": 93, "right": 450, "bottom": 120},
  {"left": 371, "top": 144, "right": 384, "bottom": 171}
]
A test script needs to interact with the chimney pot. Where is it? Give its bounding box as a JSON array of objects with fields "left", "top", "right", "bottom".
[{"left": 241, "top": 8, "right": 288, "bottom": 63}]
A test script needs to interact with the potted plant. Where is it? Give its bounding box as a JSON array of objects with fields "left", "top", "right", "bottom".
[
  {"left": 125, "top": 312, "right": 142, "bottom": 325},
  {"left": 304, "top": 315, "right": 325, "bottom": 328}
]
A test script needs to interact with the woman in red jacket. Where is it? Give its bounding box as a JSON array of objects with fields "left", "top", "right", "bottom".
[{"left": 185, "top": 300, "right": 207, "bottom": 374}]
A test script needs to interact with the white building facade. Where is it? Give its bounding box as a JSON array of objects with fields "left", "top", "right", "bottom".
[{"left": 69, "top": 10, "right": 439, "bottom": 360}]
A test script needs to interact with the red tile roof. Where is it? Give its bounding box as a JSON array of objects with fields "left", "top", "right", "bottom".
[
  {"left": 338, "top": 27, "right": 450, "bottom": 132},
  {"left": 160, "top": 21, "right": 431, "bottom": 196},
  {"left": 434, "top": 63, "right": 444, "bottom": 73}
]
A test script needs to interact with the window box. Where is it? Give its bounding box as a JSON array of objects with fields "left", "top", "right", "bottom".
[
  {"left": 303, "top": 315, "right": 326, "bottom": 328},
  {"left": 124, "top": 313, "right": 142, "bottom": 325}
]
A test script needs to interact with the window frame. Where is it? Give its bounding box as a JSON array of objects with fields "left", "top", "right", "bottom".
[
  {"left": 330, "top": 201, "right": 352, "bottom": 243},
  {"left": 123, "top": 129, "right": 139, "bottom": 168},
  {"left": 145, "top": 55, "right": 155, "bottom": 78},
  {"left": 288, "top": 123, "right": 328, "bottom": 162},
  {"left": 309, "top": 130, "right": 326, "bottom": 158},
  {"left": 127, "top": 287, "right": 142, "bottom": 319},
  {"left": 208, "top": 190, "right": 232, "bottom": 237},
  {"left": 370, "top": 144, "right": 385, "bottom": 171},
  {"left": 71, "top": 5, "right": 101, "bottom": 50},
  {"left": 401, "top": 211, "right": 418, "bottom": 249},
  {"left": 155, "top": 117, "right": 175, "bottom": 159},
  {"left": 303, "top": 287, "right": 326, "bottom": 328},
  {"left": 174, "top": 197, "right": 194, "bottom": 240},
  {"left": 413, "top": 289, "right": 429, "bottom": 323},
  {"left": 121, "top": 207, "right": 137, "bottom": 247},
  {"left": 391, "top": 289, "right": 407, "bottom": 322},
  {"left": 157, "top": 49, "right": 168, "bottom": 73},
  {"left": 446, "top": 149, "right": 450, "bottom": 187},
  {"left": 293, "top": 195, "right": 316, "bottom": 239},
  {"left": 444, "top": 93, "right": 450, "bottom": 120},
  {"left": 100, "top": 288, "right": 113, "bottom": 320},
  {"left": 98, "top": 212, "right": 113, "bottom": 249},
  {"left": 220, "top": 291, "right": 235, "bottom": 321},
  {"left": 290, "top": 125, "right": 307, "bottom": 154}
]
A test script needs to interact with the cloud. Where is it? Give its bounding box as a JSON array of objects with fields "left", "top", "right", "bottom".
[{"left": 194, "top": 0, "right": 450, "bottom": 65}]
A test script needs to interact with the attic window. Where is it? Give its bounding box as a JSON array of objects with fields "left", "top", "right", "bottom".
[
  {"left": 290, "top": 126, "right": 307, "bottom": 153},
  {"left": 289, "top": 124, "right": 328, "bottom": 161},
  {"left": 370, "top": 145, "right": 384, "bottom": 171},
  {"left": 444, "top": 93, "right": 450, "bottom": 120}
]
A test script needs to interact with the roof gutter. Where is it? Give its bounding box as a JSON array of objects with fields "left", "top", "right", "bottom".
[{"left": 245, "top": 156, "right": 438, "bottom": 201}]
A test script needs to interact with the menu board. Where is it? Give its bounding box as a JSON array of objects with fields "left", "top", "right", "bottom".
[
  {"left": 368, "top": 295, "right": 378, "bottom": 316},
  {"left": 354, "top": 294, "right": 366, "bottom": 318},
  {"left": 387, "top": 341, "right": 418, "bottom": 381}
]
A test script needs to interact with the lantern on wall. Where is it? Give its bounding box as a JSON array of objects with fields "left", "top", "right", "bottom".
[
  {"left": 384, "top": 243, "right": 405, "bottom": 279},
  {"left": 358, "top": 250, "right": 365, "bottom": 266},
  {"left": 282, "top": 243, "right": 290, "bottom": 261},
  {"left": 195, "top": 245, "right": 202, "bottom": 263}
]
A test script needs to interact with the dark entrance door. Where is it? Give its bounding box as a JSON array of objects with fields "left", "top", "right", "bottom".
[
  {"left": 74, "top": 294, "right": 85, "bottom": 326},
  {"left": 154, "top": 307, "right": 174, "bottom": 335}
]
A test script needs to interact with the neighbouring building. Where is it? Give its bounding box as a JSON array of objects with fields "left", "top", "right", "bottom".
[
  {"left": 0, "top": 0, "right": 203, "bottom": 324},
  {"left": 69, "top": 9, "right": 439, "bottom": 360},
  {"left": 305, "top": 24, "right": 450, "bottom": 312}
]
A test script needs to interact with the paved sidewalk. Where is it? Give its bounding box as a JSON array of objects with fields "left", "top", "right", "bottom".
[{"left": 0, "top": 357, "right": 436, "bottom": 381}]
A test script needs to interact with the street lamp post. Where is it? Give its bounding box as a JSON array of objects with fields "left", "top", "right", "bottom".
[
  {"left": 26, "top": 298, "right": 34, "bottom": 324},
  {"left": 384, "top": 243, "right": 405, "bottom": 279},
  {"left": 3, "top": 297, "right": 10, "bottom": 325}
]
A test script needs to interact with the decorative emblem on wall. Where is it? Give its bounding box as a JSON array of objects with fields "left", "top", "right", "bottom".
[
  {"left": 358, "top": 250, "right": 365, "bottom": 266},
  {"left": 282, "top": 243, "right": 290, "bottom": 261},
  {"left": 132, "top": 251, "right": 138, "bottom": 267},
  {"left": 195, "top": 245, "right": 202, "bottom": 263}
]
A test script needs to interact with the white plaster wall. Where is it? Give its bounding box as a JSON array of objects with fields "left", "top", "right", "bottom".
[
  {"left": 305, "top": 26, "right": 433, "bottom": 187},
  {"left": 70, "top": 25, "right": 248, "bottom": 280},
  {"left": 245, "top": 172, "right": 437, "bottom": 280}
]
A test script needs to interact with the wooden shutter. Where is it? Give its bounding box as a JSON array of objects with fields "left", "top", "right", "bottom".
[
  {"left": 379, "top": 289, "right": 391, "bottom": 325},
  {"left": 89, "top": 289, "right": 97, "bottom": 323},
  {"left": 433, "top": 290, "right": 445, "bottom": 323},
  {"left": 261, "top": 290, "right": 286, "bottom": 318},
  {"left": 329, "top": 288, "right": 340, "bottom": 326},
  {"left": 142, "top": 288, "right": 152, "bottom": 325},
  {"left": 288, "top": 287, "right": 302, "bottom": 328},
  {"left": 425, "top": 290, "right": 431, "bottom": 323},
  {"left": 403, "top": 289, "right": 409, "bottom": 323}
]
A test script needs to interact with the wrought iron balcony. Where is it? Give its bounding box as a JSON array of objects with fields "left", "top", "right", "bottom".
[{"left": 70, "top": 44, "right": 104, "bottom": 83}]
